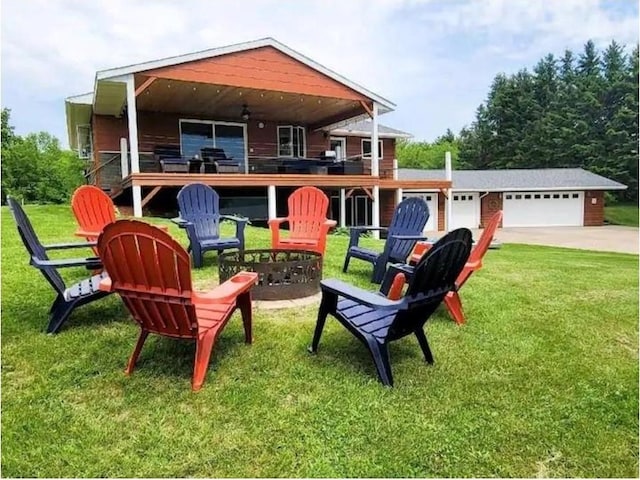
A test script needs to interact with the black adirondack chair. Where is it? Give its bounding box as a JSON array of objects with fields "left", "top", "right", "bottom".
[
  {"left": 343, "top": 197, "right": 430, "bottom": 284},
  {"left": 7, "top": 197, "right": 110, "bottom": 334},
  {"left": 310, "top": 228, "right": 473, "bottom": 386},
  {"left": 172, "top": 183, "right": 248, "bottom": 268}
]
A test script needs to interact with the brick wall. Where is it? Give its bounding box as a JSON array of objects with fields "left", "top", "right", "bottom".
[
  {"left": 584, "top": 190, "right": 604, "bottom": 226},
  {"left": 480, "top": 192, "right": 504, "bottom": 228}
]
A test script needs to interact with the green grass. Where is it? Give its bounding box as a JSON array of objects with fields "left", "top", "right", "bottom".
[
  {"left": 2, "top": 205, "right": 638, "bottom": 477},
  {"left": 605, "top": 203, "right": 639, "bottom": 227}
]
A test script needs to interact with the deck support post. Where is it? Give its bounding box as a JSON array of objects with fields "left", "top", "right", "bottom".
[
  {"left": 339, "top": 188, "right": 346, "bottom": 228},
  {"left": 395, "top": 188, "right": 403, "bottom": 207},
  {"left": 125, "top": 74, "right": 142, "bottom": 217},
  {"left": 120, "top": 138, "right": 129, "bottom": 179},
  {"left": 445, "top": 151, "right": 453, "bottom": 231},
  {"left": 268, "top": 185, "right": 277, "bottom": 220},
  {"left": 371, "top": 102, "right": 380, "bottom": 239}
]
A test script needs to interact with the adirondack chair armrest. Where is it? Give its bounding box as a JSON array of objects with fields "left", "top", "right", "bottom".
[
  {"left": 32, "top": 256, "right": 102, "bottom": 270},
  {"left": 98, "top": 277, "right": 113, "bottom": 292},
  {"left": 466, "top": 259, "right": 482, "bottom": 270},
  {"left": 323, "top": 219, "right": 337, "bottom": 230},
  {"left": 268, "top": 217, "right": 288, "bottom": 227},
  {"left": 194, "top": 272, "right": 258, "bottom": 304},
  {"left": 348, "top": 226, "right": 388, "bottom": 246},
  {"left": 75, "top": 228, "right": 101, "bottom": 238},
  {"left": 390, "top": 234, "right": 430, "bottom": 241},
  {"left": 220, "top": 214, "right": 248, "bottom": 224},
  {"left": 44, "top": 240, "right": 98, "bottom": 250},
  {"left": 171, "top": 217, "right": 192, "bottom": 228},
  {"left": 321, "top": 278, "right": 403, "bottom": 310}
]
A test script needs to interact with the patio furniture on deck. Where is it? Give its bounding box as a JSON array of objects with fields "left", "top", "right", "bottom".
[
  {"left": 7, "top": 197, "right": 109, "bottom": 334},
  {"left": 200, "top": 147, "right": 241, "bottom": 173},
  {"left": 153, "top": 145, "right": 190, "bottom": 173},
  {"left": 97, "top": 220, "right": 257, "bottom": 391},
  {"left": 385, "top": 210, "right": 504, "bottom": 324},
  {"left": 309, "top": 228, "right": 473, "bottom": 386},
  {"left": 173, "top": 183, "right": 247, "bottom": 268},
  {"left": 269, "top": 186, "right": 337, "bottom": 256},
  {"left": 342, "top": 197, "right": 430, "bottom": 284}
]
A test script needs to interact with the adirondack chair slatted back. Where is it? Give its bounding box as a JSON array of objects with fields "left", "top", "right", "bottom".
[
  {"left": 7, "top": 197, "right": 66, "bottom": 294},
  {"left": 287, "top": 187, "right": 329, "bottom": 239},
  {"left": 71, "top": 185, "right": 117, "bottom": 241},
  {"left": 387, "top": 197, "right": 430, "bottom": 262},
  {"left": 177, "top": 184, "right": 221, "bottom": 240},
  {"left": 390, "top": 228, "right": 472, "bottom": 339},
  {"left": 98, "top": 220, "right": 198, "bottom": 338}
]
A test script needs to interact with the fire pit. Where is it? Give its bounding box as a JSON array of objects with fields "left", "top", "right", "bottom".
[{"left": 218, "top": 249, "right": 323, "bottom": 301}]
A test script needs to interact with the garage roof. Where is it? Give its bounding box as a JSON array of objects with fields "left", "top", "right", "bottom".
[{"left": 399, "top": 168, "right": 627, "bottom": 191}]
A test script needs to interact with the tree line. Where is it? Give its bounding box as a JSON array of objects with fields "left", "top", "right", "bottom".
[
  {"left": 397, "top": 40, "right": 638, "bottom": 202},
  {"left": 1, "top": 108, "right": 85, "bottom": 204}
]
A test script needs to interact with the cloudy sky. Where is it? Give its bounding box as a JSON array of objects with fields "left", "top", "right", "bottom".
[{"left": 1, "top": 0, "right": 638, "bottom": 147}]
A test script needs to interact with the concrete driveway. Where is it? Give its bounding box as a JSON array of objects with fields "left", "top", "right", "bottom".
[{"left": 486, "top": 225, "right": 639, "bottom": 254}]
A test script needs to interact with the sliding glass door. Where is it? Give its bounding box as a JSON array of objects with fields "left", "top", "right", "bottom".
[{"left": 179, "top": 120, "right": 247, "bottom": 172}]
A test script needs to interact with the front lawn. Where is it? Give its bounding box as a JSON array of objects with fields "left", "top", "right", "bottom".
[
  {"left": 604, "top": 203, "right": 639, "bottom": 227},
  {"left": 2, "top": 205, "right": 638, "bottom": 477}
]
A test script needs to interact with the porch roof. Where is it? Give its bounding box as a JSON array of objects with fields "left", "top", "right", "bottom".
[{"left": 66, "top": 38, "right": 396, "bottom": 149}]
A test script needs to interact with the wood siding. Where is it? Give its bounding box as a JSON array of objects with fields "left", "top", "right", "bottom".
[
  {"left": 142, "top": 46, "right": 368, "bottom": 101},
  {"left": 438, "top": 192, "right": 446, "bottom": 231},
  {"left": 583, "top": 190, "right": 605, "bottom": 226}
]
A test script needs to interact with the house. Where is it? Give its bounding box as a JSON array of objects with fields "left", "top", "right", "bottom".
[
  {"left": 64, "top": 37, "right": 446, "bottom": 233},
  {"left": 399, "top": 167, "right": 627, "bottom": 230}
]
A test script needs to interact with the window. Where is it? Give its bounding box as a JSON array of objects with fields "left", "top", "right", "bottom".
[
  {"left": 453, "top": 195, "right": 459, "bottom": 201},
  {"left": 524, "top": 194, "right": 531, "bottom": 199},
  {"left": 76, "top": 125, "right": 93, "bottom": 159},
  {"left": 534, "top": 194, "right": 541, "bottom": 199},
  {"left": 179, "top": 119, "right": 247, "bottom": 170},
  {"left": 572, "top": 193, "right": 579, "bottom": 198},
  {"left": 361, "top": 139, "right": 384, "bottom": 159},
  {"left": 553, "top": 194, "right": 560, "bottom": 199},
  {"left": 515, "top": 194, "right": 522, "bottom": 200},
  {"left": 506, "top": 194, "right": 512, "bottom": 200},
  {"left": 278, "top": 126, "right": 306, "bottom": 157},
  {"left": 544, "top": 194, "right": 550, "bottom": 199},
  {"left": 562, "top": 193, "right": 569, "bottom": 199}
]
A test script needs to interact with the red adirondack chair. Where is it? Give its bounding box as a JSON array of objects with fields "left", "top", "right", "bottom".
[
  {"left": 407, "top": 210, "right": 503, "bottom": 324},
  {"left": 269, "top": 186, "right": 337, "bottom": 256},
  {"left": 71, "top": 185, "right": 116, "bottom": 249},
  {"left": 71, "top": 185, "right": 168, "bottom": 254},
  {"left": 97, "top": 220, "right": 257, "bottom": 391}
]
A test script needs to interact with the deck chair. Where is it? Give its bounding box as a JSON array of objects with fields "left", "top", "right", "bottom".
[
  {"left": 71, "top": 185, "right": 117, "bottom": 253},
  {"left": 309, "top": 228, "right": 472, "bottom": 386},
  {"left": 97, "top": 220, "right": 257, "bottom": 391},
  {"left": 172, "top": 183, "right": 248, "bottom": 268},
  {"left": 7, "top": 197, "right": 109, "bottom": 333},
  {"left": 384, "top": 210, "right": 503, "bottom": 324},
  {"left": 269, "top": 186, "right": 337, "bottom": 256},
  {"left": 343, "top": 197, "right": 430, "bottom": 284}
]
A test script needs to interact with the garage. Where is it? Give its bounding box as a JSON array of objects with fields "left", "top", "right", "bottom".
[
  {"left": 402, "top": 192, "right": 438, "bottom": 231},
  {"left": 503, "top": 191, "right": 584, "bottom": 227},
  {"left": 450, "top": 192, "right": 480, "bottom": 229}
]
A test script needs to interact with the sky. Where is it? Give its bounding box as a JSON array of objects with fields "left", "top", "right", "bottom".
[{"left": 1, "top": 0, "right": 638, "bottom": 148}]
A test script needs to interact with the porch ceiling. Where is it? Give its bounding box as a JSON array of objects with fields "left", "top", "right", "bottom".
[{"left": 134, "top": 76, "right": 366, "bottom": 126}]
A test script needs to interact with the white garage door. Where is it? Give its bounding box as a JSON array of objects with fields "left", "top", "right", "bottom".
[
  {"left": 503, "top": 191, "right": 584, "bottom": 227},
  {"left": 451, "top": 192, "right": 480, "bottom": 229},
  {"left": 402, "top": 192, "right": 438, "bottom": 232}
]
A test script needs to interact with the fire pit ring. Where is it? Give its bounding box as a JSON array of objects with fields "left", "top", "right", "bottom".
[{"left": 218, "top": 249, "right": 323, "bottom": 301}]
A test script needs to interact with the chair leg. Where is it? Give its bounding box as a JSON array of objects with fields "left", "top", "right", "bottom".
[
  {"left": 237, "top": 292, "right": 253, "bottom": 344},
  {"left": 414, "top": 328, "right": 434, "bottom": 364},
  {"left": 372, "top": 260, "right": 387, "bottom": 284},
  {"left": 125, "top": 329, "right": 149, "bottom": 375},
  {"left": 342, "top": 252, "right": 351, "bottom": 273},
  {"left": 192, "top": 330, "right": 216, "bottom": 391},
  {"left": 367, "top": 339, "right": 394, "bottom": 386},
  {"left": 308, "top": 292, "right": 335, "bottom": 353},
  {"left": 192, "top": 246, "right": 203, "bottom": 268},
  {"left": 444, "top": 291, "right": 465, "bottom": 325},
  {"left": 46, "top": 298, "right": 75, "bottom": 334}
]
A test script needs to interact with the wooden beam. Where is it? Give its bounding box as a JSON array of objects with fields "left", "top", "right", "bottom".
[
  {"left": 135, "top": 76, "right": 157, "bottom": 97},
  {"left": 439, "top": 188, "right": 449, "bottom": 199},
  {"left": 360, "top": 100, "right": 373, "bottom": 118},
  {"left": 345, "top": 188, "right": 355, "bottom": 198},
  {"left": 141, "top": 186, "right": 162, "bottom": 208},
  {"left": 362, "top": 187, "right": 373, "bottom": 200}
]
